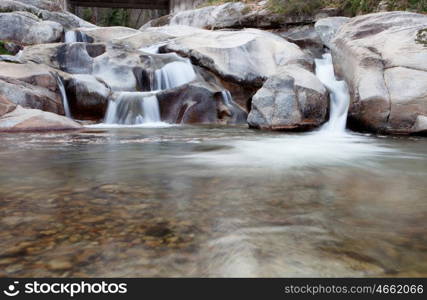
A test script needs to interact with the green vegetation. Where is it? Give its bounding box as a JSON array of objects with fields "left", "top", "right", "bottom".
[
  {"left": 267, "top": 0, "right": 323, "bottom": 15},
  {"left": 0, "top": 41, "right": 12, "bottom": 55},
  {"left": 199, "top": 0, "right": 426, "bottom": 16},
  {"left": 100, "top": 9, "right": 130, "bottom": 27}
]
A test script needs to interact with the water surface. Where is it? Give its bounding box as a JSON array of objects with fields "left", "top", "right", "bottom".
[{"left": 0, "top": 126, "right": 426, "bottom": 277}]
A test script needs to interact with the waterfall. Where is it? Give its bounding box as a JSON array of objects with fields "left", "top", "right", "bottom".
[
  {"left": 104, "top": 92, "right": 164, "bottom": 126},
  {"left": 221, "top": 90, "right": 233, "bottom": 107},
  {"left": 65, "top": 31, "right": 89, "bottom": 43},
  {"left": 315, "top": 53, "right": 350, "bottom": 133},
  {"left": 154, "top": 59, "right": 196, "bottom": 90},
  {"left": 55, "top": 75, "right": 72, "bottom": 119}
]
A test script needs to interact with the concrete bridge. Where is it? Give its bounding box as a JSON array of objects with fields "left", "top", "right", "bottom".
[{"left": 68, "top": 0, "right": 207, "bottom": 13}]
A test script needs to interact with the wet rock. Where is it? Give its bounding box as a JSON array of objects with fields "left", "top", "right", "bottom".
[
  {"left": 248, "top": 65, "right": 328, "bottom": 130},
  {"left": 330, "top": 12, "right": 427, "bottom": 134},
  {"left": 0, "top": 106, "right": 82, "bottom": 132},
  {"left": 65, "top": 74, "right": 111, "bottom": 121},
  {"left": 157, "top": 82, "right": 247, "bottom": 125},
  {"left": 0, "top": 11, "right": 63, "bottom": 45}
]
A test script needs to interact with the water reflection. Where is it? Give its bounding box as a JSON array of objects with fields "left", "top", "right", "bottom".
[{"left": 0, "top": 127, "right": 426, "bottom": 277}]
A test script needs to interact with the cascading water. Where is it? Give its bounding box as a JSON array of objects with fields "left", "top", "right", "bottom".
[
  {"left": 154, "top": 59, "right": 196, "bottom": 90},
  {"left": 104, "top": 92, "right": 164, "bottom": 126},
  {"left": 55, "top": 75, "right": 72, "bottom": 119},
  {"left": 65, "top": 31, "right": 89, "bottom": 43},
  {"left": 315, "top": 53, "right": 350, "bottom": 133}
]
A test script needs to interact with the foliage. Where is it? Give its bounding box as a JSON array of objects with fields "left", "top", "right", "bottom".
[
  {"left": 0, "top": 41, "right": 12, "bottom": 55},
  {"left": 267, "top": 0, "right": 323, "bottom": 15},
  {"left": 81, "top": 8, "right": 93, "bottom": 22},
  {"left": 101, "top": 9, "right": 130, "bottom": 27}
]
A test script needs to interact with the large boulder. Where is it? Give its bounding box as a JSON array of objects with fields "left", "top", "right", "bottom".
[
  {"left": 157, "top": 82, "right": 247, "bottom": 125},
  {"left": 0, "top": 12, "right": 63, "bottom": 45},
  {"left": 0, "top": 62, "right": 64, "bottom": 114},
  {"left": 248, "top": 65, "right": 328, "bottom": 130},
  {"left": 0, "top": 105, "right": 81, "bottom": 132},
  {"left": 330, "top": 12, "right": 427, "bottom": 134},
  {"left": 64, "top": 74, "right": 111, "bottom": 120},
  {"left": 160, "top": 27, "right": 313, "bottom": 86},
  {"left": 14, "top": 0, "right": 63, "bottom": 11}
]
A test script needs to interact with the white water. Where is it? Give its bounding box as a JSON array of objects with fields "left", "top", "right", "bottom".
[
  {"left": 154, "top": 59, "right": 196, "bottom": 90},
  {"left": 315, "top": 53, "right": 350, "bottom": 134},
  {"left": 55, "top": 76, "right": 72, "bottom": 119},
  {"left": 65, "top": 31, "right": 89, "bottom": 43},
  {"left": 100, "top": 92, "right": 170, "bottom": 127},
  {"left": 65, "top": 31, "right": 77, "bottom": 43},
  {"left": 189, "top": 53, "right": 395, "bottom": 168}
]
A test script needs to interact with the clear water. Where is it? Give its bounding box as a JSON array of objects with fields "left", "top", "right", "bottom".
[{"left": 0, "top": 126, "right": 426, "bottom": 277}]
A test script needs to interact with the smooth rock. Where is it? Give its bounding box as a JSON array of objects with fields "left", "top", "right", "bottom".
[
  {"left": 0, "top": 11, "right": 63, "bottom": 45},
  {"left": 161, "top": 27, "right": 312, "bottom": 86},
  {"left": 248, "top": 65, "right": 328, "bottom": 130},
  {"left": 331, "top": 12, "right": 427, "bottom": 134},
  {"left": 0, "top": 106, "right": 82, "bottom": 132}
]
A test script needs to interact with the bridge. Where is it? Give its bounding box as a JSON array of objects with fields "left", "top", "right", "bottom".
[{"left": 68, "top": 0, "right": 205, "bottom": 12}]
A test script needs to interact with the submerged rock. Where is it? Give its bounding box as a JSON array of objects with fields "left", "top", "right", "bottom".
[
  {"left": 0, "top": 106, "right": 81, "bottom": 132},
  {"left": 248, "top": 65, "right": 328, "bottom": 130},
  {"left": 330, "top": 12, "right": 427, "bottom": 134},
  {"left": 0, "top": 11, "right": 63, "bottom": 45}
]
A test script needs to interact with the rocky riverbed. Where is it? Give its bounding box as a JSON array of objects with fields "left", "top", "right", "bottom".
[{"left": 0, "top": 127, "right": 426, "bottom": 277}]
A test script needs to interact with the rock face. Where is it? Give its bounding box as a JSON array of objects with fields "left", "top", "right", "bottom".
[
  {"left": 248, "top": 65, "right": 328, "bottom": 130},
  {"left": 0, "top": 12, "right": 63, "bottom": 45},
  {"left": 330, "top": 12, "right": 427, "bottom": 134},
  {"left": 65, "top": 75, "right": 111, "bottom": 120},
  {"left": 0, "top": 62, "right": 64, "bottom": 114},
  {"left": 0, "top": 106, "right": 81, "bottom": 132}
]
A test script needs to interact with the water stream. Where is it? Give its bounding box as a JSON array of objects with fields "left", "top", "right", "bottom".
[{"left": 55, "top": 75, "right": 72, "bottom": 119}]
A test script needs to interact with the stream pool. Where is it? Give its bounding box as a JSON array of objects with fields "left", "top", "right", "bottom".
[{"left": 0, "top": 126, "right": 426, "bottom": 277}]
